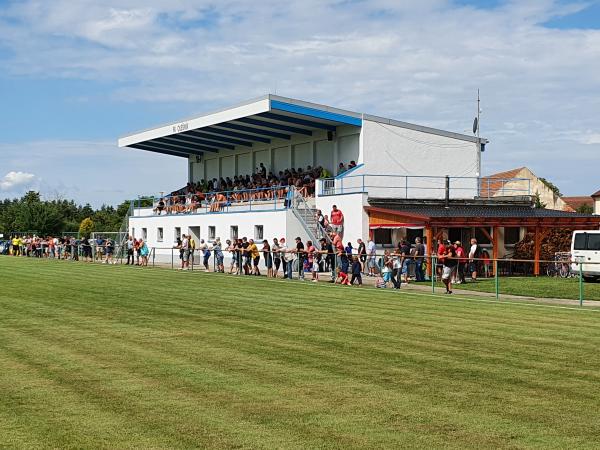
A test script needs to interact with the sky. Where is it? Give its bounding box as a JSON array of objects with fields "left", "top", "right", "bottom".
[{"left": 0, "top": 0, "right": 599, "bottom": 206}]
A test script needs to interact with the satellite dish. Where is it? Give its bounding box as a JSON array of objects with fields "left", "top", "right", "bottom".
[{"left": 472, "top": 117, "right": 478, "bottom": 134}]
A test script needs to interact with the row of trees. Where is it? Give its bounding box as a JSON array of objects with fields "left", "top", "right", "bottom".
[{"left": 0, "top": 191, "right": 131, "bottom": 237}]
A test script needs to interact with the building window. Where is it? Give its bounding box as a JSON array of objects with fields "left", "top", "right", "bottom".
[
  {"left": 175, "top": 227, "right": 181, "bottom": 241},
  {"left": 373, "top": 229, "right": 392, "bottom": 246},
  {"left": 157, "top": 227, "right": 163, "bottom": 242},
  {"left": 475, "top": 227, "right": 492, "bottom": 245},
  {"left": 504, "top": 227, "right": 521, "bottom": 245},
  {"left": 208, "top": 226, "right": 216, "bottom": 240},
  {"left": 230, "top": 226, "right": 238, "bottom": 240},
  {"left": 254, "top": 225, "right": 263, "bottom": 240},
  {"left": 142, "top": 228, "right": 147, "bottom": 240}
]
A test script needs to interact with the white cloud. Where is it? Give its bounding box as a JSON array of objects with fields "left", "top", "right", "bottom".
[
  {"left": 0, "top": 0, "right": 599, "bottom": 196},
  {"left": 0, "top": 171, "right": 36, "bottom": 191}
]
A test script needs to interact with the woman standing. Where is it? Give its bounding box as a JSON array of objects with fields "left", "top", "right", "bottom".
[
  {"left": 272, "top": 238, "right": 281, "bottom": 278},
  {"left": 262, "top": 240, "right": 273, "bottom": 277}
]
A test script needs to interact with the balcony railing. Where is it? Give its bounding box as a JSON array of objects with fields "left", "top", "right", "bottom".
[
  {"left": 132, "top": 186, "right": 294, "bottom": 217},
  {"left": 317, "top": 175, "right": 531, "bottom": 199}
]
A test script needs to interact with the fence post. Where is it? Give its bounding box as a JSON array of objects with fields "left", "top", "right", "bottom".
[
  {"left": 579, "top": 262, "right": 583, "bottom": 307},
  {"left": 494, "top": 260, "right": 499, "bottom": 300},
  {"left": 152, "top": 248, "right": 155, "bottom": 267},
  {"left": 171, "top": 247, "right": 174, "bottom": 270},
  {"left": 431, "top": 255, "right": 436, "bottom": 293}
]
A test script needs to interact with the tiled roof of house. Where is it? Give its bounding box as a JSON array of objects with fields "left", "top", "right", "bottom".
[
  {"left": 372, "top": 204, "right": 596, "bottom": 218},
  {"left": 592, "top": 190, "right": 600, "bottom": 198},
  {"left": 562, "top": 196, "right": 593, "bottom": 211},
  {"left": 479, "top": 167, "right": 526, "bottom": 197}
]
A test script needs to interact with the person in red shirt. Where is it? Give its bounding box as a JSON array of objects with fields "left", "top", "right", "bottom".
[
  {"left": 330, "top": 230, "right": 345, "bottom": 282},
  {"left": 454, "top": 241, "right": 467, "bottom": 284},
  {"left": 330, "top": 205, "right": 344, "bottom": 238},
  {"left": 436, "top": 239, "right": 446, "bottom": 278}
]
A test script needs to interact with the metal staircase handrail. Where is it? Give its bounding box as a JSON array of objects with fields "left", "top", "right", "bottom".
[{"left": 289, "top": 187, "right": 333, "bottom": 247}]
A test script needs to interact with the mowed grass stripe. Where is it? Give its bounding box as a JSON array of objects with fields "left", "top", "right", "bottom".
[{"left": 2, "top": 256, "right": 600, "bottom": 448}]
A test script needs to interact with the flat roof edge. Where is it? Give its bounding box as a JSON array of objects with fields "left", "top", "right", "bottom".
[{"left": 363, "top": 114, "right": 487, "bottom": 144}]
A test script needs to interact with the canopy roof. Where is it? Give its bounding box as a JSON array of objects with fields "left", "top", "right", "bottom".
[{"left": 118, "top": 95, "right": 362, "bottom": 159}]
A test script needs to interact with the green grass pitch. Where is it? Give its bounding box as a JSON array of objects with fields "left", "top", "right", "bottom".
[{"left": 1, "top": 256, "right": 600, "bottom": 449}]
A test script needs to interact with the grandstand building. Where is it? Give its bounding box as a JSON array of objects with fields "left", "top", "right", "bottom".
[{"left": 119, "top": 94, "right": 600, "bottom": 274}]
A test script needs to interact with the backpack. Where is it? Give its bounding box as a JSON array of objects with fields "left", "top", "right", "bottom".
[{"left": 473, "top": 244, "right": 482, "bottom": 258}]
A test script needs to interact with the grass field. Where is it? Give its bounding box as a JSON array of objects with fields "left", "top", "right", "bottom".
[
  {"left": 2, "top": 257, "right": 600, "bottom": 449},
  {"left": 432, "top": 276, "right": 600, "bottom": 301}
]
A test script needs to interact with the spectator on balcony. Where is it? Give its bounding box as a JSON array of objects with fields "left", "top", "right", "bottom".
[
  {"left": 154, "top": 198, "right": 166, "bottom": 215},
  {"left": 348, "top": 160, "right": 357, "bottom": 170},
  {"left": 337, "top": 162, "right": 347, "bottom": 175},
  {"left": 330, "top": 205, "right": 344, "bottom": 237}
]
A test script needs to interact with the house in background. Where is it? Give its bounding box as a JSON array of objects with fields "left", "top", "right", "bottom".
[
  {"left": 593, "top": 190, "right": 600, "bottom": 215},
  {"left": 480, "top": 167, "right": 573, "bottom": 211},
  {"left": 562, "top": 195, "right": 594, "bottom": 213}
]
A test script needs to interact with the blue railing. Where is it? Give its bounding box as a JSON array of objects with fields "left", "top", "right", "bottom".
[{"left": 318, "top": 175, "right": 531, "bottom": 199}]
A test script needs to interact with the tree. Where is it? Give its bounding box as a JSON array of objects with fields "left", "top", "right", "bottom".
[
  {"left": 534, "top": 192, "right": 547, "bottom": 209},
  {"left": 577, "top": 203, "right": 594, "bottom": 214},
  {"left": 79, "top": 217, "right": 95, "bottom": 238},
  {"left": 539, "top": 177, "right": 562, "bottom": 197}
]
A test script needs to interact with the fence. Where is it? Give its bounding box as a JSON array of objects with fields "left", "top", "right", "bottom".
[
  {"left": 317, "top": 174, "right": 531, "bottom": 199},
  {"left": 3, "top": 245, "right": 599, "bottom": 304}
]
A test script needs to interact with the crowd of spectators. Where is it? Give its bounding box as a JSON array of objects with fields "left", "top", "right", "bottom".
[
  {"left": 153, "top": 162, "right": 358, "bottom": 215},
  {"left": 3, "top": 235, "right": 120, "bottom": 263}
]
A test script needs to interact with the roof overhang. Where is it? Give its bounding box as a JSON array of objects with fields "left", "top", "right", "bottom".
[{"left": 118, "top": 95, "right": 363, "bottom": 159}]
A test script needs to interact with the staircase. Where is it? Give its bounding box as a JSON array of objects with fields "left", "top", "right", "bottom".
[{"left": 289, "top": 187, "right": 333, "bottom": 246}]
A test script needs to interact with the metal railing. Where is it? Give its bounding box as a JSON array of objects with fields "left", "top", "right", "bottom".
[
  {"left": 317, "top": 174, "right": 531, "bottom": 198},
  {"left": 288, "top": 186, "right": 333, "bottom": 247},
  {"left": 3, "top": 246, "right": 600, "bottom": 304},
  {"left": 132, "top": 186, "right": 294, "bottom": 217}
]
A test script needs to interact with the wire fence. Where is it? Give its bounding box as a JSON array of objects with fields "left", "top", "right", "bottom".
[{"left": 2, "top": 242, "right": 599, "bottom": 305}]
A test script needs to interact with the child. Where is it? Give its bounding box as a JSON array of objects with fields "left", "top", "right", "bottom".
[
  {"left": 376, "top": 275, "right": 387, "bottom": 288},
  {"left": 350, "top": 256, "right": 362, "bottom": 286},
  {"left": 336, "top": 266, "right": 351, "bottom": 285}
]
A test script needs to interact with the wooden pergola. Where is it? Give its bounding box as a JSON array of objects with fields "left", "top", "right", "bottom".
[{"left": 366, "top": 205, "right": 600, "bottom": 276}]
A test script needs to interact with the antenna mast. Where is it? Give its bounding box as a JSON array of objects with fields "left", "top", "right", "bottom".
[{"left": 477, "top": 89, "right": 480, "bottom": 139}]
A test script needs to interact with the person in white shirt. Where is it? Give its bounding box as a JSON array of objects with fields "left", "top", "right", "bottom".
[
  {"left": 367, "top": 239, "right": 377, "bottom": 276},
  {"left": 468, "top": 238, "right": 480, "bottom": 281},
  {"left": 181, "top": 234, "right": 190, "bottom": 270}
]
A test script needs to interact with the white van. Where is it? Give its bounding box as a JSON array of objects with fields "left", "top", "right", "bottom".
[{"left": 571, "top": 230, "right": 600, "bottom": 282}]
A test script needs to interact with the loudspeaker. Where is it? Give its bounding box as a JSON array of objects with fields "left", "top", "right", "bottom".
[
  {"left": 327, "top": 130, "right": 336, "bottom": 141},
  {"left": 195, "top": 155, "right": 202, "bottom": 163}
]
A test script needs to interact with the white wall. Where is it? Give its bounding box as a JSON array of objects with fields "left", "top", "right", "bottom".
[
  {"left": 315, "top": 193, "right": 369, "bottom": 244},
  {"left": 361, "top": 119, "right": 480, "bottom": 198},
  {"left": 130, "top": 208, "right": 318, "bottom": 263}
]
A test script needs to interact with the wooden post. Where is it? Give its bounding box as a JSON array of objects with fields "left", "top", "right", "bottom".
[
  {"left": 426, "top": 226, "right": 433, "bottom": 278},
  {"left": 534, "top": 226, "right": 541, "bottom": 276},
  {"left": 492, "top": 226, "right": 499, "bottom": 276}
]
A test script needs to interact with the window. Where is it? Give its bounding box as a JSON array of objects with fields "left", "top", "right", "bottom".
[
  {"left": 574, "top": 233, "right": 587, "bottom": 250},
  {"left": 373, "top": 229, "right": 392, "bottom": 246},
  {"left": 588, "top": 234, "right": 600, "bottom": 250},
  {"left": 230, "top": 226, "right": 238, "bottom": 240},
  {"left": 254, "top": 225, "right": 263, "bottom": 240},
  {"left": 174, "top": 227, "right": 181, "bottom": 241},
  {"left": 142, "top": 228, "right": 147, "bottom": 240},
  {"left": 157, "top": 227, "right": 163, "bottom": 242},
  {"left": 475, "top": 227, "right": 492, "bottom": 245},
  {"left": 504, "top": 227, "right": 521, "bottom": 245},
  {"left": 208, "top": 226, "right": 216, "bottom": 240}
]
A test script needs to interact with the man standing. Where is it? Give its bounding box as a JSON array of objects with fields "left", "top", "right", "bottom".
[
  {"left": 330, "top": 231, "right": 345, "bottom": 282},
  {"left": 436, "top": 238, "right": 446, "bottom": 278},
  {"left": 413, "top": 237, "right": 425, "bottom": 282},
  {"left": 330, "top": 205, "right": 344, "bottom": 238},
  {"left": 367, "top": 237, "right": 377, "bottom": 277},
  {"left": 442, "top": 241, "right": 457, "bottom": 294},
  {"left": 294, "top": 237, "right": 305, "bottom": 280},
  {"left": 468, "top": 238, "right": 480, "bottom": 282},
  {"left": 126, "top": 236, "right": 134, "bottom": 265},
  {"left": 181, "top": 234, "right": 190, "bottom": 270}
]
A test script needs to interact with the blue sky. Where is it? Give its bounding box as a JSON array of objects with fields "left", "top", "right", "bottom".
[{"left": 0, "top": 0, "right": 599, "bottom": 206}]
